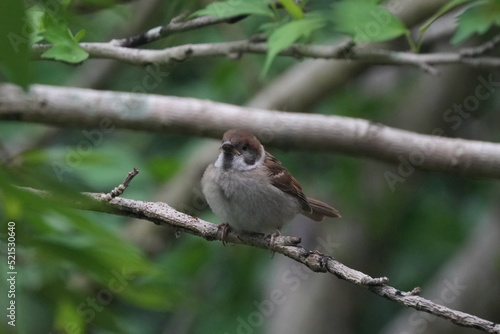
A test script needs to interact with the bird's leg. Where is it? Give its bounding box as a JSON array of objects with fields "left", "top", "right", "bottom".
[{"left": 217, "top": 223, "right": 231, "bottom": 246}]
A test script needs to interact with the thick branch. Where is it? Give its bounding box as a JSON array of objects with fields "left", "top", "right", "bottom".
[
  {"left": 1, "top": 83, "right": 500, "bottom": 180},
  {"left": 31, "top": 40, "right": 500, "bottom": 70},
  {"left": 24, "top": 187, "right": 500, "bottom": 334}
]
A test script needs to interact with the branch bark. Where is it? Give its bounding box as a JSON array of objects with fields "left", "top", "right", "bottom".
[
  {"left": 23, "top": 185, "right": 500, "bottom": 334},
  {"left": 1, "top": 83, "right": 500, "bottom": 180},
  {"left": 31, "top": 40, "right": 500, "bottom": 71}
]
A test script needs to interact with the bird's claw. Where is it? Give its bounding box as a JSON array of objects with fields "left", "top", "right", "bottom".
[
  {"left": 218, "top": 223, "right": 231, "bottom": 246},
  {"left": 267, "top": 229, "right": 281, "bottom": 258}
]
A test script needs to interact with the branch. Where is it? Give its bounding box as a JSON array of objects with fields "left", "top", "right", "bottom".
[
  {"left": 109, "top": 1, "right": 300, "bottom": 48},
  {"left": 2, "top": 83, "right": 500, "bottom": 180},
  {"left": 31, "top": 39, "right": 500, "bottom": 70},
  {"left": 68, "top": 0, "right": 166, "bottom": 88},
  {"left": 99, "top": 167, "right": 139, "bottom": 201},
  {"left": 460, "top": 34, "right": 500, "bottom": 57},
  {"left": 111, "top": 13, "right": 249, "bottom": 48},
  {"left": 382, "top": 208, "right": 500, "bottom": 334},
  {"left": 22, "top": 180, "right": 500, "bottom": 334}
]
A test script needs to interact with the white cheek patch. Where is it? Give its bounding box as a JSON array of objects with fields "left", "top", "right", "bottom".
[{"left": 214, "top": 153, "right": 225, "bottom": 168}]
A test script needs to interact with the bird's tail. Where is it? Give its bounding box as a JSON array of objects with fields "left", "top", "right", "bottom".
[{"left": 302, "top": 198, "right": 341, "bottom": 221}]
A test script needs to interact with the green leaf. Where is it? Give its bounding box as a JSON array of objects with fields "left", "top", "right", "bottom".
[
  {"left": 419, "top": 0, "right": 472, "bottom": 36},
  {"left": 331, "top": 1, "right": 408, "bottom": 43},
  {"left": 74, "top": 29, "right": 86, "bottom": 42},
  {"left": 40, "top": 14, "right": 88, "bottom": 63},
  {"left": 26, "top": 7, "right": 46, "bottom": 44},
  {"left": 191, "top": 0, "right": 274, "bottom": 19},
  {"left": 0, "top": 0, "right": 32, "bottom": 89},
  {"left": 262, "top": 14, "right": 327, "bottom": 76},
  {"left": 54, "top": 297, "right": 86, "bottom": 334},
  {"left": 278, "top": 0, "right": 304, "bottom": 19},
  {"left": 451, "top": 0, "right": 500, "bottom": 45}
]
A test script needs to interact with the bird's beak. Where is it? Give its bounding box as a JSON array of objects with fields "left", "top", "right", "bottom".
[{"left": 221, "top": 141, "right": 241, "bottom": 155}]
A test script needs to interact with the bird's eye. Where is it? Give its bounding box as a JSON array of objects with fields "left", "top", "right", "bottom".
[{"left": 241, "top": 145, "right": 248, "bottom": 151}]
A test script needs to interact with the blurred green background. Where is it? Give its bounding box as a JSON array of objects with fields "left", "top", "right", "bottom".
[{"left": 1, "top": 1, "right": 500, "bottom": 334}]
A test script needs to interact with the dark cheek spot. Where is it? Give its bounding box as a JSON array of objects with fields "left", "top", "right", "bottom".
[
  {"left": 223, "top": 154, "right": 233, "bottom": 170},
  {"left": 244, "top": 153, "right": 256, "bottom": 166}
]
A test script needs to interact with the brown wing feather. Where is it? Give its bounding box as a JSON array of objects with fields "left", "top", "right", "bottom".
[
  {"left": 265, "top": 152, "right": 312, "bottom": 213},
  {"left": 303, "top": 198, "right": 341, "bottom": 221},
  {"left": 265, "top": 152, "right": 341, "bottom": 221}
]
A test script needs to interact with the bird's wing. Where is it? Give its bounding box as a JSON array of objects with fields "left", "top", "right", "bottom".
[{"left": 264, "top": 152, "right": 312, "bottom": 213}]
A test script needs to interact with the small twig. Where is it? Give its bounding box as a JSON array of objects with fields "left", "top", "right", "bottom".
[
  {"left": 417, "top": 62, "right": 439, "bottom": 75},
  {"left": 418, "top": 63, "right": 439, "bottom": 75},
  {"left": 112, "top": 1, "right": 304, "bottom": 48},
  {"left": 111, "top": 14, "right": 249, "bottom": 48},
  {"left": 99, "top": 168, "right": 139, "bottom": 201},
  {"left": 409, "top": 286, "right": 422, "bottom": 295},
  {"left": 460, "top": 34, "right": 500, "bottom": 57}
]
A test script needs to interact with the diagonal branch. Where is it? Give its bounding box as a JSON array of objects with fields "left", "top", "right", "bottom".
[
  {"left": 460, "top": 34, "right": 500, "bottom": 57},
  {"left": 109, "top": 1, "right": 304, "bottom": 48},
  {"left": 22, "top": 184, "right": 500, "bottom": 334},
  {"left": 1, "top": 83, "right": 500, "bottom": 180},
  {"left": 99, "top": 167, "right": 139, "bottom": 201},
  {"left": 111, "top": 13, "right": 249, "bottom": 48}
]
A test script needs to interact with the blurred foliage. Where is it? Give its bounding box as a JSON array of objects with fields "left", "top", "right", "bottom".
[
  {"left": 451, "top": 0, "right": 500, "bottom": 44},
  {"left": 0, "top": 1, "right": 499, "bottom": 334},
  {"left": 0, "top": 0, "right": 32, "bottom": 88},
  {"left": 331, "top": 1, "right": 408, "bottom": 43}
]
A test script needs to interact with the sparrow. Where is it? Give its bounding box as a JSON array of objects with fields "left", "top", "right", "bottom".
[{"left": 201, "top": 128, "right": 340, "bottom": 244}]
